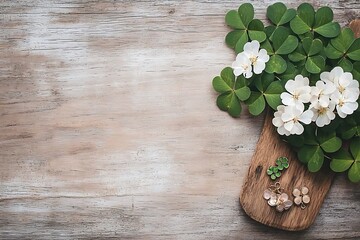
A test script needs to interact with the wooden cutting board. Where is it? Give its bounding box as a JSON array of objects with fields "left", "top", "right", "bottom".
[{"left": 239, "top": 20, "right": 360, "bottom": 231}]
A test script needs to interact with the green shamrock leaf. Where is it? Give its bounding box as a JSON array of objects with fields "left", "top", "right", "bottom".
[
  {"left": 244, "top": 73, "right": 284, "bottom": 115},
  {"left": 330, "top": 138, "right": 360, "bottom": 183},
  {"left": 289, "top": 37, "right": 325, "bottom": 74},
  {"left": 267, "top": 2, "right": 296, "bottom": 26},
  {"left": 213, "top": 67, "right": 252, "bottom": 117},
  {"left": 325, "top": 28, "right": 360, "bottom": 67},
  {"left": 264, "top": 27, "right": 298, "bottom": 74},
  {"left": 225, "top": 3, "right": 266, "bottom": 53},
  {"left": 298, "top": 145, "right": 324, "bottom": 172},
  {"left": 290, "top": 3, "right": 340, "bottom": 38},
  {"left": 317, "top": 130, "right": 342, "bottom": 153},
  {"left": 337, "top": 111, "right": 360, "bottom": 140}
]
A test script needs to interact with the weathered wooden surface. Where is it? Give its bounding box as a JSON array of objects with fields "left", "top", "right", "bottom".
[
  {"left": 0, "top": 0, "right": 359, "bottom": 239},
  {"left": 240, "top": 111, "right": 334, "bottom": 231}
]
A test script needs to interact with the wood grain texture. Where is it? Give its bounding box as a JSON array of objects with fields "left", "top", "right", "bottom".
[
  {"left": 240, "top": 111, "right": 334, "bottom": 231},
  {"left": 0, "top": 0, "right": 359, "bottom": 239}
]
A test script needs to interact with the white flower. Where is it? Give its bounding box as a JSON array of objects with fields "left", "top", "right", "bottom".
[
  {"left": 232, "top": 40, "right": 269, "bottom": 79},
  {"left": 310, "top": 80, "right": 336, "bottom": 109},
  {"left": 320, "top": 66, "right": 360, "bottom": 118},
  {"left": 232, "top": 52, "right": 253, "bottom": 78},
  {"left": 272, "top": 105, "right": 291, "bottom": 136},
  {"left": 243, "top": 40, "right": 269, "bottom": 74},
  {"left": 281, "top": 75, "right": 312, "bottom": 109},
  {"left": 332, "top": 90, "right": 359, "bottom": 118},
  {"left": 272, "top": 104, "right": 313, "bottom": 136},
  {"left": 310, "top": 102, "right": 336, "bottom": 127}
]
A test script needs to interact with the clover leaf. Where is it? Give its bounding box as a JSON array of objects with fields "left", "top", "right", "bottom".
[
  {"left": 267, "top": 2, "right": 296, "bottom": 26},
  {"left": 325, "top": 28, "right": 360, "bottom": 71},
  {"left": 245, "top": 92, "right": 265, "bottom": 116},
  {"left": 225, "top": 3, "right": 266, "bottom": 53},
  {"left": 213, "top": 67, "right": 251, "bottom": 117},
  {"left": 290, "top": 3, "right": 340, "bottom": 38},
  {"left": 338, "top": 111, "right": 360, "bottom": 140},
  {"left": 297, "top": 125, "right": 342, "bottom": 172},
  {"left": 330, "top": 138, "right": 360, "bottom": 183},
  {"left": 244, "top": 73, "right": 284, "bottom": 115},
  {"left": 317, "top": 130, "right": 342, "bottom": 153},
  {"left": 264, "top": 27, "right": 298, "bottom": 74},
  {"left": 289, "top": 37, "right": 325, "bottom": 74},
  {"left": 267, "top": 166, "right": 281, "bottom": 180}
]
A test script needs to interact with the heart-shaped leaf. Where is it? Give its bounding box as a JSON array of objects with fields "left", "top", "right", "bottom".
[
  {"left": 302, "top": 37, "right": 323, "bottom": 56},
  {"left": 264, "top": 81, "right": 284, "bottom": 110},
  {"left": 350, "top": 137, "right": 360, "bottom": 161},
  {"left": 314, "top": 22, "right": 340, "bottom": 38},
  {"left": 313, "top": 7, "right": 333, "bottom": 28},
  {"left": 272, "top": 27, "right": 298, "bottom": 55},
  {"left": 325, "top": 43, "right": 343, "bottom": 59},
  {"left": 234, "top": 32, "right": 249, "bottom": 53},
  {"left": 330, "top": 138, "right": 360, "bottom": 183},
  {"left": 248, "top": 19, "right": 266, "bottom": 43},
  {"left": 225, "top": 30, "right": 246, "bottom": 49},
  {"left": 267, "top": 2, "right": 296, "bottom": 26},
  {"left": 238, "top": 3, "right": 254, "bottom": 28},
  {"left": 216, "top": 92, "right": 242, "bottom": 117},
  {"left": 305, "top": 55, "right": 325, "bottom": 74},
  {"left": 260, "top": 40, "right": 274, "bottom": 55},
  {"left": 349, "top": 138, "right": 360, "bottom": 182},
  {"left": 347, "top": 38, "right": 360, "bottom": 61},
  {"left": 298, "top": 145, "right": 324, "bottom": 172},
  {"left": 225, "top": 10, "right": 246, "bottom": 29},
  {"left": 331, "top": 28, "right": 355, "bottom": 53},
  {"left": 330, "top": 148, "right": 354, "bottom": 172},
  {"left": 265, "top": 55, "right": 287, "bottom": 74},
  {"left": 312, "top": 7, "right": 340, "bottom": 38},
  {"left": 213, "top": 76, "right": 232, "bottom": 93},
  {"left": 245, "top": 92, "right": 265, "bottom": 116},
  {"left": 212, "top": 67, "right": 235, "bottom": 93},
  {"left": 289, "top": 46, "right": 307, "bottom": 62},
  {"left": 338, "top": 112, "right": 360, "bottom": 140},
  {"left": 348, "top": 161, "right": 360, "bottom": 183},
  {"left": 338, "top": 58, "right": 353, "bottom": 72},
  {"left": 234, "top": 76, "right": 251, "bottom": 101},
  {"left": 279, "top": 62, "right": 299, "bottom": 81},
  {"left": 317, "top": 131, "right": 342, "bottom": 153},
  {"left": 290, "top": 3, "right": 315, "bottom": 35},
  {"left": 352, "top": 61, "right": 360, "bottom": 81}
]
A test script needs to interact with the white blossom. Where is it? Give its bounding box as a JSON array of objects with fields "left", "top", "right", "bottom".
[
  {"left": 320, "top": 66, "right": 359, "bottom": 118},
  {"left": 243, "top": 40, "right": 269, "bottom": 74},
  {"left": 272, "top": 105, "right": 291, "bottom": 136},
  {"left": 232, "top": 40, "right": 269, "bottom": 79},
  {"left": 281, "top": 75, "right": 312, "bottom": 109},
  {"left": 310, "top": 80, "right": 336, "bottom": 109},
  {"left": 272, "top": 104, "right": 313, "bottom": 136},
  {"left": 332, "top": 90, "right": 359, "bottom": 118},
  {"left": 310, "top": 102, "right": 336, "bottom": 127},
  {"left": 232, "top": 52, "right": 253, "bottom": 78}
]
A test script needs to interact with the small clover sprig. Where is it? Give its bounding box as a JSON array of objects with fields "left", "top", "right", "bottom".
[
  {"left": 212, "top": 2, "right": 360, "bottom": 183},
  {"left": 267, "top": 157, "right": 289, "bottom": 180}
]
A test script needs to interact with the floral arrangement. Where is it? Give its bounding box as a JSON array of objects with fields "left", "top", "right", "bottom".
[{"left": 212, "top": 2, "right": 360, "bottom": 182}]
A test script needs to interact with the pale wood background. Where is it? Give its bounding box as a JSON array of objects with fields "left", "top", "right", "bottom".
[{"left": 0, "top": 0, "right": 359, "bottom": 239}]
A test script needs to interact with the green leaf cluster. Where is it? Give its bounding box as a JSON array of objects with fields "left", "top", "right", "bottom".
[
  {"left": 213, "top": 68, "right": 284, "bottom": 117},
  {"left": 225, "top": 3, "right": 267, "bottom": 53},
  {"left": 330, "top": 137, "right": 360, "bottom": 183},
  {"left": 212, "top": 2, "right": 360, "bottom": 182},
  {"left": 325, "top": 28, "right": 360, "bottom": 76},
  {"left": 267, "top": 157, "right": 289, "bottom": 180},
  {"left": 284, "top": 112, "right": 360, "bottom": 181}
]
